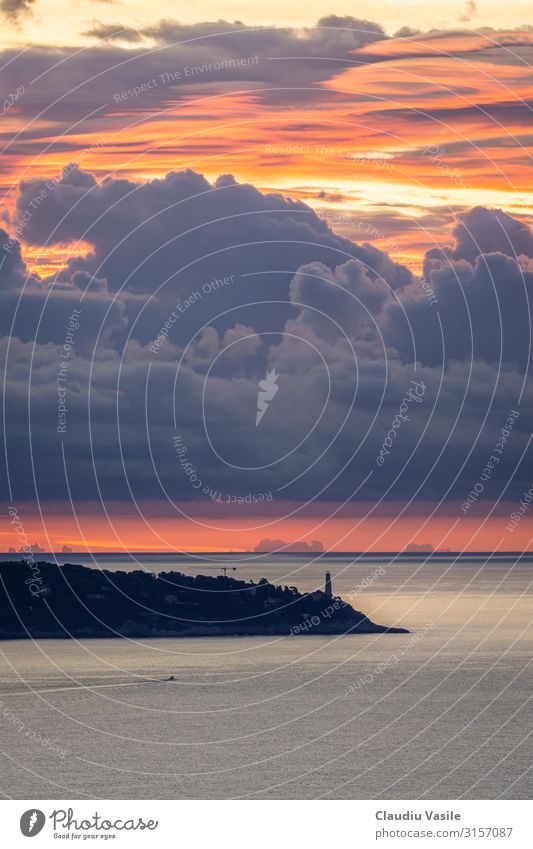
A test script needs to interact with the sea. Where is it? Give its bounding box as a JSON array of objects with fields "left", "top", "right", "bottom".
[{"left": 0, "top": 552, "right": 530, "bottom": 799}]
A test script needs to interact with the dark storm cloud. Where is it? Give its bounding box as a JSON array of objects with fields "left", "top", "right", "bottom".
[
  {"left": 11, "top": 167, "right": 412, "bottom": 347},
  {"left": 453, "top": 206, "right": 533, "bottom": 263},
  {"left": 289, "top": 258, "right": 391, "bottom": 342},
  {"left": 3, "top": 319, "right": 529, "bottom": 505},
  {"left": 1, "top": 170, "right": 532, "bottom": 507},
  {"left": 384, "top": 249, "right": 533, "bottom": 371}
]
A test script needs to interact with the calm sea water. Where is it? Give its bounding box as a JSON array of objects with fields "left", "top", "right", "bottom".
[{"left": 0, "top": 553, "right": 530, "bottom": 799}]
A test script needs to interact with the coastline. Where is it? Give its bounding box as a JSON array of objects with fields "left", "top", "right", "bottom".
[{"left": 0, "top": 559, "right": 408, "bottom": 640}]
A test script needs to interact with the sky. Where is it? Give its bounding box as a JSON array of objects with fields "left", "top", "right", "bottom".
[
  {"left": 1, "top": 1, "right": 533, "bottom": 552},
  {"left": 2, "top": 1, "right": 533, "bottom": 47}
]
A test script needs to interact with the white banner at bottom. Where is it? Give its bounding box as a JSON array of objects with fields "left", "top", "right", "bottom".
[{"left": 3, "top": 799, "right": 531, "bottom": 849}]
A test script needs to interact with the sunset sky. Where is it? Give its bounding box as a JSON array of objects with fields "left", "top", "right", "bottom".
[{"left": 2, "top": 1, "right": 532, "bottom": 552}]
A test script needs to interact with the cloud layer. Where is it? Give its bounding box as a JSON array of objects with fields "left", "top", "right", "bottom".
[{"left": 2, "top": 168, "right": 531, "bottom": 515}]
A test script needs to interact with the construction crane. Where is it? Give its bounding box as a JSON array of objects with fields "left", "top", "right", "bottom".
[{"left": 202, "top": 565, "right": 237, "bottom": 578}]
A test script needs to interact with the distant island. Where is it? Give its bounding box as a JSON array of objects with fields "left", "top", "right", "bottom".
[
  {"left": 0, "top": 560, "right": 407, "bottom": 639},
  {"left": 254, "top": 538, "right": 324, "bottom": 553}
]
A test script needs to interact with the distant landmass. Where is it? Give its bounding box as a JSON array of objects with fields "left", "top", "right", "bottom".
[
  {"left": 254, "top": 538, "right": 324, "bottom": 553},
  {"left": 0, "top": 560, "right": 407, "bottom": 639},
  {"left": 5, "top": 543, "right": 72, "bottom": 555},
  {"left": 10, "top": 543, "right": 46, "bottom": 554}
]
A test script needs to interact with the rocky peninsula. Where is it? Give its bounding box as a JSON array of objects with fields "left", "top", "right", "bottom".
[{"left": 0, "top": 560, "right": 407, "bottom": 639}]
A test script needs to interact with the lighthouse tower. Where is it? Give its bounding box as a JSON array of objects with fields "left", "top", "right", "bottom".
[{"left": 324, "top": 571, "right": 333, "bottom": 599}]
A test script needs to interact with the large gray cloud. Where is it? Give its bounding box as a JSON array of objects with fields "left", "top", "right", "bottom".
[
  {"left": 10, "top": 166, "right": 411, "bottom": 347},
  {"left": 1, "top": 171, "right": 532, "bottom": 511},
  {"left": 0, "top": 227, "right": 127, "bottom": 353},
  {"left": 385, "top": 250, "right": 533, "bottom": 370},
  {"left": 452, "top": 206, "right": 533, "bottom": 263}
]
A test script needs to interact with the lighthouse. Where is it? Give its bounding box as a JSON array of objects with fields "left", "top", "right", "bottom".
[{"left": 324, "top": 571, "right": 333, "bottom": 599}]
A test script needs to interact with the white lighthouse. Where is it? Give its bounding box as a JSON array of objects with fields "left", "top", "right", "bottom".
[{"left": 324, "top": 571, "right": 333, "bottom": 599}]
